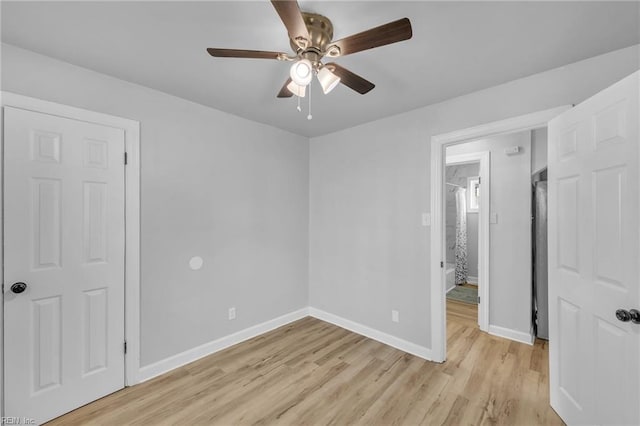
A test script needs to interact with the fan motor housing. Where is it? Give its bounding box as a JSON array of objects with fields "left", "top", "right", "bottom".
[{"left": 290, "top": 12, "right": 334, "bottom": 55}]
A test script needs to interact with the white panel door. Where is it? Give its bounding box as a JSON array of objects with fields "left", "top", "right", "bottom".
[
  {"left": 548, "top": 72, "right": 639, "bottom": 425},
  {"left": 3, "top": 107, "right": 126, "bottom": 424}
]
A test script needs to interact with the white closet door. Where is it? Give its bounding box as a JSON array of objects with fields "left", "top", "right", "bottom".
[{"left": 4, "top": 107, "right": 126, "bottom": 424}]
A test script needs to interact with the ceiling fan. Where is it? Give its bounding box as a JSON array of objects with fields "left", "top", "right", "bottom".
[{"left": 206, "top": 1, "right": 413, "bottom": 101}]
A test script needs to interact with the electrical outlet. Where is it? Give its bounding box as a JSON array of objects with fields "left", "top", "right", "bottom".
[
  {"left": 391, "top": 310, "right": 399, "bottom": 323},
  {"left": 228, "top": 307, "right": 236, "bottom": 320}
]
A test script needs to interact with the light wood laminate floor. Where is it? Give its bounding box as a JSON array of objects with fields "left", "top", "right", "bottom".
[{"left": 48, "top": 302, "right": 563, "bottom": 425}]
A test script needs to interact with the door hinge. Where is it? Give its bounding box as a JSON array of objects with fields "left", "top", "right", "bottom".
[
  {"left": 440, "top": 261, "right": 444, "bottom": 268},
  {"left": 124, "top": 152, "right": 128, "bottom": 165},
  {"left": 477, "top": 296, "right": 481, "bottom": 303},
  {"left": 124, "top": 341, "right": 127, "bottom": 354},
  {"left": 1, "top": 284, "right": 4, "bottom": 293},
  {"left": 478, "top": 176, "right": 481, "bottom": 184}
]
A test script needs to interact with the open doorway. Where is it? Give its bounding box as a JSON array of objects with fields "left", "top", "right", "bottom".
[
  {"left": 429, "top": 106, "right": 570, "bottom": 362},
  {"left": 444, "top": 152, "right": 488, "bottom": 335},
  {"left": 444, "top": 131, "right": 536, "bottom": 357}
]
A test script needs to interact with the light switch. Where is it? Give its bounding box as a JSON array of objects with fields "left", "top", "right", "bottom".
[
  {"left": 490, "top": 213, "right": 498, "bottom": 224},
  {"left": 421, "top": 213, "right": 431, "bottom": 227}
]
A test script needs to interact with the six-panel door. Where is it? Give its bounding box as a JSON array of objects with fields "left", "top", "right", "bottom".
[
  {"left": 548, "top": 72, "right": 639, "bottom": 425},
  {"left": 3, "top": 107, "right": 126, "bottom": 424}
]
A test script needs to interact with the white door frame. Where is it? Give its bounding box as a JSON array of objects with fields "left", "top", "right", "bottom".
[
  {"left": 429, "top": 105, "right": 571, "bottom": 362},
  {"left": 445, "top": 151, "right": 490, "bottom": 333},
  {"left": 0, "top": 92, "right": 141, "bottom": 416}
]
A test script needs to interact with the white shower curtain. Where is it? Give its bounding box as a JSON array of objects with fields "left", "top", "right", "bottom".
[{"left": 455, "top": 188, "right": 468, "bottom": 285}]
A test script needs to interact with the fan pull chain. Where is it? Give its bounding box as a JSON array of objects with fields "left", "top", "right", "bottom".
[
  {"left": 307, "top": 78, "right": 313, "bottom": 120},
  {"left": 296, "top": 94, "right": 301, "bottom": 112}
]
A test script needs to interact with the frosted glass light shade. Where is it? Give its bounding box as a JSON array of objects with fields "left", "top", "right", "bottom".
[
  {"left": 287, "top": 80, "right": 306, "bottom": 97},
  {"left": 290, "top": 59, "right": 313, "bottom": 86},
  {"left": 317, "top": 67, "right": 341, "bottom": 94}
]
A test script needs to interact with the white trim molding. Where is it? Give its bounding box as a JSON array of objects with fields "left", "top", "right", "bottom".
[
  {"left": 139, "top": 307, "right": 435, "bottom": 383},
  {"left": 0, "top": 92, "right": 142, "bottom": 391},
  {"left": 308, "top": 308, "right": 433, "bottom": 361},
  {"left": 433, "top": 106, "right": 572, "bottom": 146},
  {"left": 430, "top": 106, "right": 571, "bottom": 362},
  {"left": 488, "top": 325, "right": 535, "bottom": 346},
  {"left": 138, "top": 308, "right": 309, "bottom": 382}
]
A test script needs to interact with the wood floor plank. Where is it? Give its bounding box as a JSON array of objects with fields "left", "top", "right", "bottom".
[{"left": 47, "top": 301, "right": 564, "bottom": 425}]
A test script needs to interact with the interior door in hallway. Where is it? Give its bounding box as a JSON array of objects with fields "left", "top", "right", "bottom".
[
  {"left": 548, "top": 71, "right": 639, "bottom": 425},
  {"left": 3, "top": 106, "right": 126, "bottom": 424}
]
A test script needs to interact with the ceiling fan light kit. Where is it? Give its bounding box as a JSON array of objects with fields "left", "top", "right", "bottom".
[
  {"left": 207, "top": 0, "right": 413, "bottom": 118},
  {"left": 317, "top": 66, "right": 341, "bottom": 94},
  {"left": 290, "top": 59, "right": 313, "bottom": 86},
  {"left": 286, "top": 80, "right": 307, "bottom": 98}
]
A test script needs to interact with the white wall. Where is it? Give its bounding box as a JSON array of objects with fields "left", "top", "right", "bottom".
[
  {"left": 3, "top": 41, "right": 639, "bottom": 363},
  {"left": 467, "top": 213, "right": 479, "bottom": 280},
  {"left": 532, "top": 127, "right": 549, "bottom": 174},
  {"left": 448, "top": 132, "right": 532, "bottom": 334},
  {"left": 309, "top": 45, "right": 639, "bottom": 350},
  {"left": 1, "top": 44, "right": 310, "bottom": 367}
]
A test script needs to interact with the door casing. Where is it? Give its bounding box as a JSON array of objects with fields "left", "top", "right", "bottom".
[
  {"left": 429, "top": 105, "right": 571, "bottom": 362},
  {"left": 0, "top": 92, "right": 141, "bottom": 416}
]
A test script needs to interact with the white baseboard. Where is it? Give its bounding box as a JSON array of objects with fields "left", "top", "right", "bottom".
[
  {"left": 488, "top": 324, "right": 534, "bottom": 346},
  {"left": 138, "top": 306, "right": 436, "bottom": 383},
  {"left": 467, "top": 276, "right": 478, "bottom": 284},
  {"left": 308, "top": 307, "right": 433, "bottom": 361},
  {"left": 138, "top": 307, "right": 309, "bottom": 382}
]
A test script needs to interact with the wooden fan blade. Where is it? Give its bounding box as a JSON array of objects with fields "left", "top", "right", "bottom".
[
  {"left": 328, "top": 18, "right": 412, "bottom": 57},
  {"left": 325, "top": 63, "right": 375, "bottom": 94},
  {"left": 271, "top": 0, "right": 309, "bottom": 46},
  {"left": 206, "top": 48, "right": 285, "bottom": 60},
  {"left": 277, "top": 78, "right": 294, "bottom": 98}
]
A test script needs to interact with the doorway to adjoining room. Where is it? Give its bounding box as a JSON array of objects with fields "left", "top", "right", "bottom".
[{"left": 444, "top": 159, "right": 481, "bottom": 334}]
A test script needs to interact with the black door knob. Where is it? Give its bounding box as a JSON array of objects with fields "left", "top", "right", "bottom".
[
  {"left": 10, "top": 282, "right": 27, "bottom": 294},
  {"left": 616, "top": 309, "right": 631, "bottom": 322},
  {"left": 630, "top": 309, "right": 640, "bottom": 324}
]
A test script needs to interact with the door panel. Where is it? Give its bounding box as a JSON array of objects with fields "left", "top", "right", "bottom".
[
  {"left": 33, "top": 296, "right": 63, "bottom": 393},
  {"left": 557, "top": 297, "right": 582, "bottom": 409},
  {"left": 548, "top": 71, "right": 639, "bottom": 425},
  {"left": 593, "top": 167, "right": 624, "bottom": 286},
  {"left": 594, "top": 316, "right": 628, "bottom": 423},
  {"left": 3, "top": 106, "right": 126, "bottom": 424},
  {"left": 84, "top": 181, "right": 108, "bottom": 263},
  {"left": 83, "top": 287, "right": 109, "bottom": 375},
  {"left": 556, "top": 176, "right": 579, "bottom": 272},
  {"left": 32, "top": 178, "right": 63, "bottom": 268}
]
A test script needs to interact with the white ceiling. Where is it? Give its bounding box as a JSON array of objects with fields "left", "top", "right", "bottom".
[{"left": 2, "top": 1, "right": 639, "bottom": 137}]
